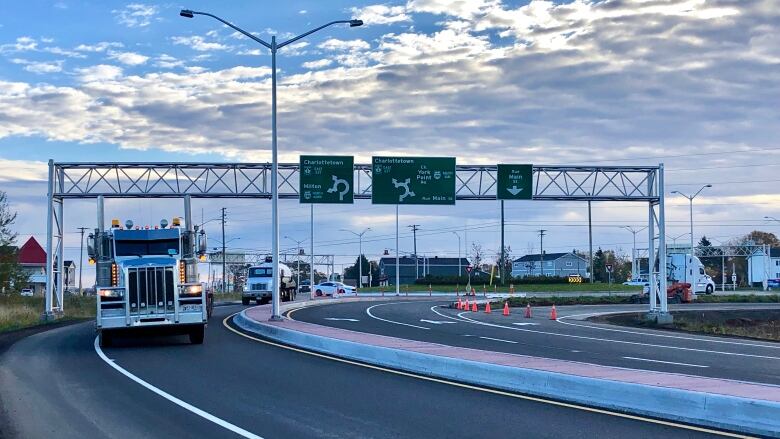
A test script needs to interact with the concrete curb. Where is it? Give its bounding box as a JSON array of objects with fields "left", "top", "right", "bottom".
[{"left": 235, "top": 308, "right": 780, "bottom": 437}]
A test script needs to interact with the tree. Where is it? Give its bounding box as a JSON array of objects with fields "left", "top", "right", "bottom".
[
  {"left": 470, "top": 243, "right": 484, "bottom": 270},
  {"left": 698, "top": 236, "right": 712, "bottom": 248},
  {"left": 743, "top": 230, "right": 780, "bottom": 247},
  {"left": 592, "top": 247, "right": 606, "bottom": 282},
  {"left": 494, "top": 245, "right": 512, "bottom": 283},
  {"left": 0, "top": 191, "right": 26, "bottom": 294},
  {"left": 344, "top": 255, "right": 371, "bottom": 285}
]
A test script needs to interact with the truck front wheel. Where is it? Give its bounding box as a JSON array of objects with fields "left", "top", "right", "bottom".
[
  {"left": 98, "top": 330, "right": 112, "bottom": 348},
  {"left": 706, "top": 285, "right": 713, "bottom": 295},
  {"left": 189, "top": 326, "right": 205, "bottom": 344}
]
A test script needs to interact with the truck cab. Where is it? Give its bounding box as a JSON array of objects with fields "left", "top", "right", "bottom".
[
  {"left": 242, "top": 257, "right": 296, "bottom": 305},
  {"left": 90, "top": 217, "right": 208, "bottom": 347},
  {"left": 668, "top": 253, "right": 715, "bottom": 296}
]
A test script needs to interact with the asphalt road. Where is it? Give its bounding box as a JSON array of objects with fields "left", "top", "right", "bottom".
[
  {"left": 0, "top": 304, "right": 737, "bottom": 438},
  {"left": 289, "top": 300, "right": 780, "bottom": 385}
]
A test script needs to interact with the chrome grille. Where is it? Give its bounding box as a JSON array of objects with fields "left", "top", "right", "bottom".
[{"left": 128, "top": 266, "right": 175, "bottom": 316}]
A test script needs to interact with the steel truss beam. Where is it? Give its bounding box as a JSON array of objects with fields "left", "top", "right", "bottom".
[
  {"left": 51, "top": 162, "right": 660, "bottom": 201},
  {"left": 44, "top": 160, "right": 666, "bottom": 316}
]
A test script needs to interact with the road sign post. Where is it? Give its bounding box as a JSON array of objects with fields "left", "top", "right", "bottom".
[
  {"left": 299, "top": 156, "right": 354, "bottom": 204},
  {"left": 371, "top": 157, "right": 456, "bottom": 205},
  {"left": 497, "top": 164, "right": 533, "bottom": 200}
]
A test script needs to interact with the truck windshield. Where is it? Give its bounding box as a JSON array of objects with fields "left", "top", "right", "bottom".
[
  {"left": 115, "top": 239, "right": 179, "bottom": 257},
  {"left": 249, "top": 267, "right": 272, "bottom": 277}
]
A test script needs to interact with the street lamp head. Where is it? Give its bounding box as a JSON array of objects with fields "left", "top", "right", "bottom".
[
  {"left": 671, "top": 191, "right": 679, "bottom": 194},
  {"left": 349, "top": 19, "right": 364, "bottom": 27},
  {"left": 705, "top": 184, "right": 712, "bottom": 188},
  {"left": 179, "top": 9, "right": 194, "bottom": 18}
]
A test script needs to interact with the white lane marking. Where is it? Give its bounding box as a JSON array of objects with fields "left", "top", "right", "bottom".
[
  {"left": 430, "top": 305, "right": 470, "bottom": 322},
  {"left": 366, "top": 302, "right": 430, "bottom": 330},
  {"left": 324, "top": 318, "right": 360, "bottom": 322},
  {"left": 512, "top": 322, "right": 539, "bottom": 326},
  {"left": 94, "top": 337, "right": 263, "bottom": 439},
  {"left": 622, "top": 356, "right": 709, "bottom": 368},
  {"left": 420, "top": 319, "right": 457, "bottom": 325},
  {"left": 479, "top": 336, "right": 518, "bottom": 344},
  {"left": 454, "top": 311, "right": 780, "bottom": 361},
  {"left": 557, "top": 312, "right": 780, "bottom": 350}
]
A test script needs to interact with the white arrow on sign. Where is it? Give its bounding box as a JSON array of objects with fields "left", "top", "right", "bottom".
[
  {"left": 324, "top": 318, "right": 360, "bottom": 322},
  {"left": 507, "top": 186, "right": 523, "bottom": 196},
  {"left": 420, "top": 319, "right": 457, "bottom": 325}
]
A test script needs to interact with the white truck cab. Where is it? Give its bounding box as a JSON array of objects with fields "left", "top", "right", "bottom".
[
  {"left": 242, "top": 257, "right": 296, "bottom": 305},
  {"left": 668, "top": 253, "right": 715, "bottom": 295}
]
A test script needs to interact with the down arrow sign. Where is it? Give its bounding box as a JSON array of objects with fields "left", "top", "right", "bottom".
[{"left": 507, "top": 186, "right": 523, "bottom": 196}]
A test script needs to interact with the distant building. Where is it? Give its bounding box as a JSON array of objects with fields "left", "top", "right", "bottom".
[
  {"left": 379, "top": 256, "right": 470, "bottom": 285},
  {"left": 18, "top": 237, "right": 47, "bottom": 294},
  {"left": 511, "top": 252, "right": 588, "bottom": 278},
  {"left": 14, "top": 237, "right": 77, "bottom": 294},
  {"left": 747, "top": 248, "right": 780, "bottom": 286}
]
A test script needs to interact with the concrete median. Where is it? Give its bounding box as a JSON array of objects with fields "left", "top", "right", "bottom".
[{"left": 235, "top": 302, "right": 780, "bottom": 437}]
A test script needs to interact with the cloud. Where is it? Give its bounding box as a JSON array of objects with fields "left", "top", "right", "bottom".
[
  {"left": 112, "top": 3, "right": 159, "bottom": 28},
  {"left": 75, "top": 42, "right": 124, "bottom": 52},
  {"left": 74, "top": 64, "right": 123, "bottom": 82},
  {"left": 302, "top": 59, "right": 333, "bottom": 70},
  {"left": 154, "top": 54, "right": 184, "bottom": 69},
  {"left": 319, "top": 38, "right": 371, "bottom": 51},
  {"left": 0, "top": 158, "right": 47, "bottom": 182},
  {"left": 10, "top": 58, "right": 64, "bottom": 74},
  {"left": 0, "top": 36, "right": 38, "bottom": 53},
  {"left": 299, "top": 10, "right": 307, "bottom": 15},
  {"left": 351, "top": 4, "right": 411, "bottom": 25},
  {"left": 108, "top": 51, "right": 149, "bottom": 66},
  {"left": 171, "top": 35, "right": 231, "bottom": 51}
]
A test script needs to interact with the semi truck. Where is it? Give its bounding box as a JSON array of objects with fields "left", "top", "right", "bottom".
[
  {"left": 89, "top": 216, "right": 209, "bottom": 347},
  {"left": 242, "top": 257, "right": 296, "bottom": 305},
  {"left": 668, "top": 253, "right": 715, "bottom": 295}
]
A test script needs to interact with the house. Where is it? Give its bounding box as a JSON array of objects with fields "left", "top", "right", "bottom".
[
  {"left": 14, "top": 237, "right": 78, "bottom": 294},
  {"left": 747, "top": 248, "right": 780, "bottom": 286},
  {"left": 18, "top": 237, "right": 47, "bottom": 295},
  {"left": 511, "top": 252, "right": 588, "bottom": 278},
  {"left": 379, "top": 256, "right": 470, "bottom": 285}
]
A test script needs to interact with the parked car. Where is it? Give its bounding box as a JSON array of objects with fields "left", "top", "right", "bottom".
[
  {"left": 299, "top": 279, "right": 311, "bottom": 293},
  {"left": 20, "top": 288, "right": 33, "bottom": 297},
  {"left": 313, "top": 281, "right": 356, "bottom": 297},
  {"left": 768, "top": 278, "right": 780, "bottom": 289}
]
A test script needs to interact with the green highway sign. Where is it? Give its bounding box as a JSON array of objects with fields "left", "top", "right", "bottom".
[
  {"left": 299, "top": 155, "right": 354, "bottom": 204},
  {"left": 372, "top": 157, "right": 456, "bottom": 205},
  {"left": 496, "top": 164, "right": 533, "bottom": 200}
]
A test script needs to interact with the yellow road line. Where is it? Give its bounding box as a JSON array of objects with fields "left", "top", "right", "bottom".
[{"left": 222, "top": 312, "right": 754, "bottom": 438}]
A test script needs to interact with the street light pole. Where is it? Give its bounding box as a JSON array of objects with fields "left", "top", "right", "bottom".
[
  {"left": 180, "top": 10, "right": 363, "bottom": 320},
  {"left": 77, "top": 227, "right": 88, "bottom": 295},
  {"left": 620, "top": 226, "right": 647, "bottom": 280},
  {"left": 451, "top": 231, "right": 461, "bottom": 276},
  {"left": 341, "top": 228, "right": 371, "bottom": 288},
  {"left": 671, "top": 184, "right": 711, "bottom": 254},
  {"left": 284, "top": 236, "right": 306, "bottom": 299}
]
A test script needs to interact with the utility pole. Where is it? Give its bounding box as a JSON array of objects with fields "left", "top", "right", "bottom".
[
  {"left": 408, "top": 224, "right": 420, "bottom": 279},
  {"left": 221, "top": 207, "right": 226, "bottom": 294},
  {"left": 588, "top": 198, "right": 593, "bottom": 283},
  {"left": 538, "top": 229, "right": 546, "bottom": 276},
  {"left": 77, "top": 227, "right": 89, "bottom": 295},
  {"left": 500, "top": 200, "right": 505, "bottom": 285}
]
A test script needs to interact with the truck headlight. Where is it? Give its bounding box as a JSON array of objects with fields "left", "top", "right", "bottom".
[
  {"left": 180, "top": 283, "right": 203, "bottom": 297},
  {"left": 98, "top": 288, "right": 124, "bottom": 298}
]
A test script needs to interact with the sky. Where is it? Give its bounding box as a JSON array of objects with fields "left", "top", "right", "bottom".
[{"left": 1, "top": 0, "right": 779, "bottom": 282}]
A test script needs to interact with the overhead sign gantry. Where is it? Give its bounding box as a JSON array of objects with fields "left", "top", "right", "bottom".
[{"left": 46, "top": 160, "right": 669, "bottom": 320}]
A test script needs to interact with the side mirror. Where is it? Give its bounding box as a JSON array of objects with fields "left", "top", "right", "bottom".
[
  {"left": 197, "top": 230, "right": 207, "bottom": 255},
  {"left": 87, "top": 233, "right": 96, "bottom": 259}
]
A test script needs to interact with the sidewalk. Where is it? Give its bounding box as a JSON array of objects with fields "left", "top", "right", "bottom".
[{"left": 235, "top": 299, "right": 780, "bottom": 437}]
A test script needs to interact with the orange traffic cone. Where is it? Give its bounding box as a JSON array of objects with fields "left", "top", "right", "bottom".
[
  {"left": 456, "top": 297, "right": 462, "bottom": 309},
  {"left": 503, "top": 301, "right": 510, "bottom": 316},
  {"left": 471, "top": 287, "right": 476, "bottom": 296},
  {"left": 464, "top": 298, "right": 470, "bottom": 311},
  {"left": 485, "top": 302, "right": 492, "bottom": 314},
  {"left": 471, "top": 301, "right": 478, "bottom": 312},
  {"left": 524, "top": 303, "right": 532, "bottom": 318},
  {"left": 550, "top": 304, "right": 558, "bottom": 320}
]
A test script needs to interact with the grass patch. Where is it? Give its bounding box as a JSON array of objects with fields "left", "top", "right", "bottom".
[
  {"left": 0, "top": 295, "right": 96, "bottom": 333},
  {"left": 597, "top": 309, "right": 780, "bottom": 342},
  {"left": 358, "top": 283, "right": 641, "bottom": 293}
]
